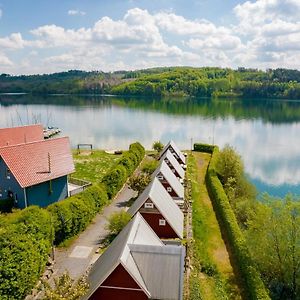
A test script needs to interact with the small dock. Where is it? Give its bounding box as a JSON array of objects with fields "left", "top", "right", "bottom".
[{"left": 43, "top": 127, "right": 61, "bottom": 139}]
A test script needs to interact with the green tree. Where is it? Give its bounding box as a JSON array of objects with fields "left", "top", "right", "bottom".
[
  {"left": 128, "top": 173, "right": 151, "bottom": 195},
  {"left": 152, "top": 140, "right": 164, "bottom": 153},
  {"left": 246, "top": 195, "right": 300, "bottom": 299},
  {"left": 42, "top": 272, "right": 88, "bottom": 300}
]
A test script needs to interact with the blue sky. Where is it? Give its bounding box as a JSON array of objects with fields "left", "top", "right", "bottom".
[{"left": 0, "top": 0, "right": 299, "bottom": 74}]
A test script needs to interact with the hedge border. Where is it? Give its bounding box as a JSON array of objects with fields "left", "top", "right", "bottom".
[{"left": 194, "top": 143, "right": 270, "bottom": 300}]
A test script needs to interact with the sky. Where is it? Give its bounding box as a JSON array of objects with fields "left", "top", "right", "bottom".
[{"left": 0, "top": 0, "right": 299, "bottom": 74}]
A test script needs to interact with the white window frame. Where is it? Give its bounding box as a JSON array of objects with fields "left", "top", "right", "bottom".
[
  {"left": 157, "top": 175, "right": 164, "bottom": 180},
  {"left": 6, "top": 168, "right": 11, "bottom": 179},
  {"left": 144, "top": 202, "right": 154, "bottom": 209},
  {"left": 159, "top": 219, "right": 166, "bottom": 226},
  {"left": 167, "top": 186, "right": 172, "bottom": 192}
]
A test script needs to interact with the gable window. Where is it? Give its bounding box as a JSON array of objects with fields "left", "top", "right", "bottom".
[
  {"left": 167, "top": 187, "right": 172, "bottom": 192},
  {"left": 157, "top": 175, "right": 164, "bottom": 180},
  {"left": 172, "top": 169, "right": 176, "bottom": 173},
  {"left": 144, "top": 202, "right": 154, "bottom": 209},
  {"left": 159, "top": 219, "right": 166, "bottom": 226},
  {"left": 6, "top": 168, "right": 11, "bottom": 179}
]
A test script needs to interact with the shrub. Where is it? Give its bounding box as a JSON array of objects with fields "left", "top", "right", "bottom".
[
  {"left": 128, "top": 173, "right": 151, "bottom": 195},
  {"left": 152, "top": 140, "right": 164, "bottom": 152},
  {"left": 205, "top": 146, "right": 270, "bottom": 300},
  {"left": 106, "top": 210, "right": 131, "bottom": 237},
  {"left": 142, "top": 160, "right": 159, "bottom": 175}
]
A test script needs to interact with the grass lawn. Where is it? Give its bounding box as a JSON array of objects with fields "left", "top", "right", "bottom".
[
  {"left": 187, "top": 151, "right": 243, "bottom": 300},
  {"left": 72, "top": 150, "right": 122, "bottom": 183}
]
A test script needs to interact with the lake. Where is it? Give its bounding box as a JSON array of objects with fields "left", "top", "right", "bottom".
[{"left": 0, "top": 94, "right": 299, "bottom": 198}]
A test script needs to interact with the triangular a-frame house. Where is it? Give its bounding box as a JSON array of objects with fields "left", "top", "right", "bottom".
[
  {"left": 128, "top": 178, "right": 184, "bottom": 239},
  {"left": 159, "top": 140, "right": 186, "bottom": 166},
  {"left": 160, "top": 149, "right": 185, "bottom": 180},
  {"left": 84, "top": 213, "right": 185, "bottom": 300}
]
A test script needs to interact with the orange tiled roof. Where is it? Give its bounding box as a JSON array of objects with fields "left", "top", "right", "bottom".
[
  {"left": 0, "top": 124, "right": 44, "bottom": 148},
  {"left": 0, "top": 137, "right": 75, "bottom": 188}
]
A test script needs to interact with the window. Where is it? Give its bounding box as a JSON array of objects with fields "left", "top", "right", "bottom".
[
  {"left": 145, "top": 202, "right": 154, "bottom": 209},
  {"left": 0, "top": 188, "right": 2, "bottom": 197},
  {"left": 6, "top": 168, "right": 11, "bottom": 179},
  {"left": 159, "top": 219, "right": 166, "bottom": 226},
  {"left": 157, "top": 175, "right": 164, "bottom": 180},
  {"left": 167, "top": 187, "right": 172, "bottom": 192},
  {"left": 172, "top": 168, "right": 176, "bottom": 173}
]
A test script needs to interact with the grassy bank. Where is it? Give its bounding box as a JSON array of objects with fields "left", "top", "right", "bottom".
[
  {"left": 72, "top": 150, "right": 122, "bottom": 183},
  {"left": 187, "top": 152, "right": 243, "bottom": 300}
]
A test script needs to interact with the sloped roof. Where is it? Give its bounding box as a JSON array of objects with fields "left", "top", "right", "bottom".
[
  {"left": 130, "top": 243, "right": 185, "bottom": 300},
  {"left": 85, "top": 213, "right": 185, "bottom": 300},
  {"left": 0, "top": 137, "right": 74, "bottom": 188},
  {"left": 0, "top": 124, "right": 44, "bottom": 148},
  {"left": 160, "top": 149, "right": 185, "bottom": 179},
  {"left": 159, "top": 140, "right": 186, "bottom": 164},
  {"left": 85, "top": 213, "right": 163, "bottom": 299},
  {"left": 152, "top": 160, "right": 184, "bottom": 199},
  {"left": 128, "top": 177, "right": 184, "bottom": 239}
]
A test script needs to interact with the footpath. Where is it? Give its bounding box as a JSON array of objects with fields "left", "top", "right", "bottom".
[{"left": 52, "top": 184, "right": 136, "bottom": 279}]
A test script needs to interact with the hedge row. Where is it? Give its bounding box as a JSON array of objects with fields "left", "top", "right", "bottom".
[
  {"left": 0, "top": 207, "right": 52, "bottom": 300},
  {"left": 0, "top": 142, "right": 145, "bottom": 299},
  {"left": 47, "top": 185, "right": 108, "bottom": 245},
  {"left": 193, "top": 142, "right": 215, "bottom": 153},
  {"left": 200, "top": 145, "right": 270, "bottom": 300},
  {"left": 102, "top": 142, "right": 145, "bottom": 198}
]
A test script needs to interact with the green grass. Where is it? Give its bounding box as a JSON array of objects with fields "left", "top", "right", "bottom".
[
  {"left": 187, "top": 152, "right": 242, "bottom": 300},
  {"left": 72, "top": 150, "right": 122, "bottom": 183}
]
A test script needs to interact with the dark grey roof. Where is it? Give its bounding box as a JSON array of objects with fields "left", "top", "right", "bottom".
[
  {"left": 128, "top": 177, "right": 184, "bottom": 239},
  {"left": 160, "top": 149, "right": 185, "bottom": 179},
  {"left": 129, "top": 244, "right": 185, "bottom": 300},
  {"left": 152, "top": 160, "right": 184, "bottom": 199},
  {"left": 159, "top": 140, "right": 186, "bottom": 164}
]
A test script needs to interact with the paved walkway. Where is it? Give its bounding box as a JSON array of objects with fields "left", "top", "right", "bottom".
[{"left": 52, "top": 184, "right": 136, "bottom": 279}]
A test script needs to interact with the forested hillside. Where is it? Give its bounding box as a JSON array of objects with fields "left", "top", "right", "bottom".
[{"left": 1, "top": 67, "right": 300, "bottom": 99}]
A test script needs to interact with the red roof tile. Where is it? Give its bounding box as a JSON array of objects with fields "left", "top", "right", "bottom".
[
  {"left": 0, "top": 137, "right": 75, "bottom": 188},
  {"left": 0, "top": 124, "right": 44, "bottom": 148}
]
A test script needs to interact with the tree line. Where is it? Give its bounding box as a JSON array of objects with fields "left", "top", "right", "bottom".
[{"left": 1, "top": 67, "right": 300, "bottom": 99}]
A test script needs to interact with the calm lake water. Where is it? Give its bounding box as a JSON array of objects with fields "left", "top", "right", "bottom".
[{"left": 0, "top": 94, "right": 300, "bottom": 198}]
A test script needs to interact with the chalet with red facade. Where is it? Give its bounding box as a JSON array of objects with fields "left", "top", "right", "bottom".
[
  {"left": 160, "top": 149, "right": 185, "bottom": 181},
  {"left": 84, "top": 213, "right": 185, "bottom": 300},
  {"left": 152, "top": 160, "right": 184, "bottom": 206},
  {"left": 128, "top": 177, "right": 183, "bottom": 239},
  {"left": 159, "top": 140, "right": 186, "bottom": 166}
]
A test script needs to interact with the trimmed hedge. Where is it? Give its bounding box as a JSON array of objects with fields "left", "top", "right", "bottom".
[
  {"left": 102, "top": 142, "right": 145, "bottom": 199},
  {"left": 47, "top": 184, "right": 108, "bottom": 245},
  {"left": 193, "top": 143, "right": 215, "bottom": 153},
  {"left": 194, "top": 144, "right": 270, "bottom": 300}
]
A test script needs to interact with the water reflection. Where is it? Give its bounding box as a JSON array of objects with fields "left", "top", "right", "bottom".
[{"left": 0, "top": 94, "right": 299, "bottom": 197}]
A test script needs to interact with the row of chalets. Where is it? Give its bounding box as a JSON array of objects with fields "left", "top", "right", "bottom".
[{"left": 84, "top": 141, "right": 187, "bottom": 300}]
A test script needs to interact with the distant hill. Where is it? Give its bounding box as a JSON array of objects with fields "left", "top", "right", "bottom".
[{"left": 1, "top": 67, "right": 300, "bottom": 99}]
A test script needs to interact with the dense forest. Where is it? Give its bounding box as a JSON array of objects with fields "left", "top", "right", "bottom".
[{"left": 1, "top": 67, "right": 300, "bottom": 99}]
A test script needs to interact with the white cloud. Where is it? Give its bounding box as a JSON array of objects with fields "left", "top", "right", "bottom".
[
  {"left": 0, "top": 9, "right": 2, "bottom": 19},
  {"left": 0, "top": 53, "right": 13, "bottom": 66},
  {"left": 68, "top": 9, "right": 86, "bottom": 16},
  {"left": 0, "top": 2, "right": 300, "bottom": 74}
]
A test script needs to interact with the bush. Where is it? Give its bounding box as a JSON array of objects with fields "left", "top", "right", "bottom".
[
  {"left": 142, "top": 160, "right": 159, "bottom": 175},
  {"left": 193, "top": 143, "right": 215, "bottom": 153},
  {"left": 205, "top": 146, "right": 270, "bottom": 300},
  {"left": 106, "top": 210, "right": 131, "bottom": 237}
]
